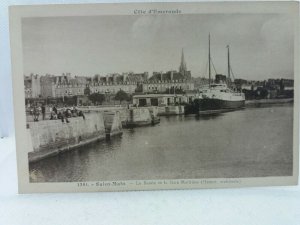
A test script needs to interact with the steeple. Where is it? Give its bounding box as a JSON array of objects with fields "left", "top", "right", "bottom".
[{"left": 179, "top": 48, "right": 187, "bottom": 76}]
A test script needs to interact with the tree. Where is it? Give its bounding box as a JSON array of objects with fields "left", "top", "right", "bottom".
[
  {"left": 88, "top": 93, "right": 105, "bottom": 105},
  {"left": 114, "top": 90, "right": 130, "bottom": 104}
]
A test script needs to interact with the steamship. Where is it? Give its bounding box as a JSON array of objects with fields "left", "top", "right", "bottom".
[
  {"left": 198, "top": 83, "right": 245, "bottom": 111},
  {"left": 198, "top": 35, "right": 245, "bottom": 113}
]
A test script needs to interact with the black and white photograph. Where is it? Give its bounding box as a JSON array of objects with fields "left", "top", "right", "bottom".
[{"left": 10, "top": 2, "right": 299, "bottom": 192}]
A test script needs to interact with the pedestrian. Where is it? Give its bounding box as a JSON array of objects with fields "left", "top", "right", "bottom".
[
  {"left": 52, "top": 105, "right": 57, "bottom": 114},
  {"left": 78, "top": 110, "right": 85, "bottom": 120},
  {"left": 66, "top": 107, "right": 72, "bottom": 118},
  {"left": 33, "top": 105, "right": 40, "bottom": 122},
  {"left": 38, "top": 105, "right": 42, "bottom": 120},
  {"left": 57, "top": 111, "right": 63, "bottom": 121},
  {"left": 74, "top": 105, "right": 78, "bottom": 116},
  {"left": 41, "top": 104, "right": 46, "bottom": 120},
  {"left": 71, "top": 105, "right": 77, "bottom": 117},
  {"left": 62, "top": 106, "right": 70, "bottom": 123}
]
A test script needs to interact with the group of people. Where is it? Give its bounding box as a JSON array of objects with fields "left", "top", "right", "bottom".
[
  {"left": 29, "top": 103, "right": 85, "bottom": 123},
  {"left": 30, "top": 104, "right": 46, "bottom": 122},
  {"left": 50, "top": 105, "right": 85, "bottom": 123}
]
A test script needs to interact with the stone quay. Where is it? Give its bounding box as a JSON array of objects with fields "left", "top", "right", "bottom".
[{"left": 27, "top": 106, "right": 159, "bottom": 162}]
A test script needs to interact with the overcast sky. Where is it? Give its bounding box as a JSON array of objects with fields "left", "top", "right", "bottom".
[{"left": 22, "top": 13, "right": 294, "bottom": 80}]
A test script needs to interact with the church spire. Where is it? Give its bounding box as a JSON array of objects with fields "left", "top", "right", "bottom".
[{"left": 179, "top": 48, "right": 187, "bottom": 76}]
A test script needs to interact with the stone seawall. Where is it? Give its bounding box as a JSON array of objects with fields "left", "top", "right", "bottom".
[
  {"left": 123, "top": 108, "right": 152, "bottom": 127},
  {"left": 158, "top": 105, "right": 185, "bottom": 116},
  {"left": 78, "top": 106, "right": 160, "bottom": 128},
  {"left": 28, "top": 112, "right": 109, "bottom": 163},
  {"left": 103, "top": 111, "right": 123, "bottom": 138}
]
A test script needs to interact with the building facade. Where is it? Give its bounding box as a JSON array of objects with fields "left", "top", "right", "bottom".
[
  {"left": 142, "top": 79, "right": 194, "bottom": 94},
  {"left": 28, "top": 73, "right": 140, "bottom": 99},
  {"left": 132, "top": 94, "right": 188, "bottom": 107},
  {"left": 24, "top": 74, "right": 41, "bottom": 98},
  {"left": 88, "top": 82, "right": 137, "bottom": 95}
]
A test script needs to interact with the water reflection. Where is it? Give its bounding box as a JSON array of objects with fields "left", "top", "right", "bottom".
[{"left": 195, "top": 114, "right": 224, "bottom": 121}]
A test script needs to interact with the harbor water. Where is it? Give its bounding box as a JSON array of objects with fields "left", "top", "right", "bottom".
[{"left": 29, "top": 104, "right": 293, "bottom": 182}]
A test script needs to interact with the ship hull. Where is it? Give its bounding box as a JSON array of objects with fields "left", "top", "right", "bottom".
[{"left": 199, "top": 98, "right": 245, "bottom": 112}]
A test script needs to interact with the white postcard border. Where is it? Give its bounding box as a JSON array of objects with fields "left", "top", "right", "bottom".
[{"left": 9, "top": 1, "right": 299, "bottom": 193}]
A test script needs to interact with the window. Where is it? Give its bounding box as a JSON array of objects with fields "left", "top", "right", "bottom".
[
  {"left": 150, "top": 98, "right": 159, "bottom": 106},
  {"left": 139, "top": 98, "right": 147, "bottom": 107}
]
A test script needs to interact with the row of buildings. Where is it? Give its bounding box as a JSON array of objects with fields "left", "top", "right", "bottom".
[
  {"left": 24, "top": 50, "right": 193, "bottom": 99},
  {"left": 24, "top": 73, "right": 294, "bottom": 101},
  {"left": 24, "top": 72, "right": 194, "bottom": 99},
  {"left": 24, "top": 49, "right": 294, "bottom": 102}
]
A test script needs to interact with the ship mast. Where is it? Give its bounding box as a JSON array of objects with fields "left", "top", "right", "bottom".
[
  {"left": 227, "top": 45, "right": 231, "bottom": 81},
  {"left": 208, "top": 33, "right": 211, "bottom": 88}
]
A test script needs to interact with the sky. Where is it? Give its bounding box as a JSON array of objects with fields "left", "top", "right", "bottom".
[{"left": 22, "top": 13, "right": 294, "bottom": 80}]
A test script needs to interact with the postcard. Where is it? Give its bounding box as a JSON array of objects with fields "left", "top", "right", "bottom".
[{"left": 10, "top": 1, "right": 299, "bottom": 193}]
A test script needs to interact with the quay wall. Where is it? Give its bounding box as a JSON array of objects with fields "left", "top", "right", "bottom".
[
  {"left": 117, "top": 108, "right": 130, "bottom": 122},
  {"left": 103, "top": 111, "right": 123, "bottom": 137},
  {"left": 79, "top": 106, "right": 159, "bottom": 125},
  {"left": 158, "top": 105, "right": 185, "bottom": 115},
  {"left": 28, "top": 112, "right": 107, "bottom": 162},
  {"left": 146, "top": 107, "right": 159, "bottom": 118},
  {"left": 121, "top": 108, "right": 152, "bottom": 127},
  {"left": 128, "top": 108, "right": 152, "bottom": 123},
  {"left": 110, "top": 111, "right": 123, "bottom": 136},
  {"left": 78, "top": 106, "right": 128, "bottom": 122},
  {"left": 245, "top": 98, "right": 293, "bottom": 106}
]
